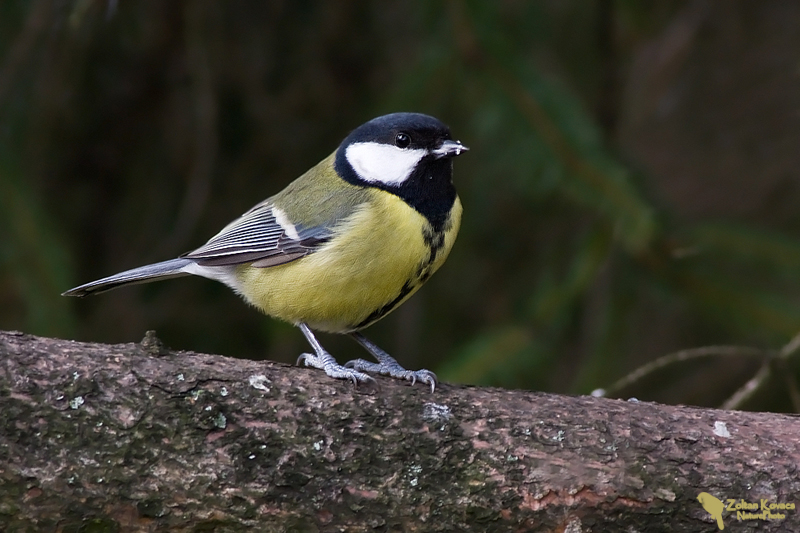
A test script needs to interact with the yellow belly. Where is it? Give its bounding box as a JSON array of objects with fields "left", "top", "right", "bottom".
[{"left": 235, "top": 191, "right": 461, "bottom": 333}]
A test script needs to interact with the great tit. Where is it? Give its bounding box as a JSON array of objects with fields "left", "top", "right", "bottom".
[{"left": 63, "top": 112, "right": 467, "bottom": 391}]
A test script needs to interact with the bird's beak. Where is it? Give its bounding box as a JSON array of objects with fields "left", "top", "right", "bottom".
[{"left": 432, "top": 139, "right": 469, "bottom": 159}]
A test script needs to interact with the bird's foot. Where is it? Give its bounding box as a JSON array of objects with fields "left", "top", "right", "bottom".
[
  {"left": 297, "top": 352, "right": 375, "bottom": 387},
  {"left": 344, "top": 358, "right": 438, "bottom": 392}
]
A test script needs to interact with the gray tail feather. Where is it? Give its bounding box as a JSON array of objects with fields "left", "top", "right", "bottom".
[{"left": 62, "top": 258, "right": 194, "bottom": 297}]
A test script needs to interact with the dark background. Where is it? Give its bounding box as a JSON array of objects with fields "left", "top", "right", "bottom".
[{"left": 3, "top": 0, "right": 800, "bottom": 410}]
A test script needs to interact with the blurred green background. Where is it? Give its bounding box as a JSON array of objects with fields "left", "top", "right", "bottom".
[{"left": 3, "top": 0, "right": 800, "bottom": 410}]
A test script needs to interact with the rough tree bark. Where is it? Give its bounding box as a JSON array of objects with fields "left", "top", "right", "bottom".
[{"left": 0, "top": 330, "right": 798, "bottom": 532}]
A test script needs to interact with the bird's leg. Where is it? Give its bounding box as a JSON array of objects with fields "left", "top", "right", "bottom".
[
  {"left": 296, "top": 323, "right": 375, "bottom": 386},
  {"left": 345, "top": 332, "right": 438, "bottom": 392}
]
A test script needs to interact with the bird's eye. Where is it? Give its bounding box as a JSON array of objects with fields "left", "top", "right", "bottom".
[{"left": 395, "top": 132, "right": 411, "bottom": 148}]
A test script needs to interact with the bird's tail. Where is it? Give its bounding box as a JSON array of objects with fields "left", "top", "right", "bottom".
[
  {"left": 62, "top": 258, "right": 194, "bottom": 297},
  {"left": 715, "top": 514, "right": 724, "bottom": 530}
]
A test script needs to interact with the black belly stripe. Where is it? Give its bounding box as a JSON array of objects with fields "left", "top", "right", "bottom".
[
  {"left": 352, "top": 281, "right": 414, "bottom": 330},
  {"left": 351, "top": 221, "right": 450, "bottom": 331},
  {"left": 416, "top": 225, "right": 446, "bottom": 282}
]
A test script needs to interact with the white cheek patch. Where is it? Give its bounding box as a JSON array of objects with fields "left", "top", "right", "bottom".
[{"left": 345, "top": 142, "right": 427, "bottom": 186}]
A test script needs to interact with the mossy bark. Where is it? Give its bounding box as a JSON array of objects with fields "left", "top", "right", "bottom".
[{"left": 1, "top": 330, "right": 798, "bottom": 532}]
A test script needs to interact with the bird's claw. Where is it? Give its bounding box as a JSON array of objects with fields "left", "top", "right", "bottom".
[
  {"left": 344, "top": 358, "right": 437, "bottom": 392},
  {"left": 297, "top": 353, "right": 375, "bottom": 387}
]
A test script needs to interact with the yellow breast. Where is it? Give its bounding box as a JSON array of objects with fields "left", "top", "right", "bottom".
[{"left": 234, "top": 191, "right": 461, "bottom": 333}]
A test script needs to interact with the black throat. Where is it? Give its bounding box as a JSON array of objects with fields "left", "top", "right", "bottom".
[{"left": 335, "top": 151, "right": 457, "bottom": 233}]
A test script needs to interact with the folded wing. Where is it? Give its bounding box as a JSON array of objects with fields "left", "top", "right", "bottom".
[{"left": 182, "top": 201, "right": 332, "bottom": 268}]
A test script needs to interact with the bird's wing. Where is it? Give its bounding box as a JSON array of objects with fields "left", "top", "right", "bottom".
[{"left": 181, "top": 200, "right": 332, "bottom": 268}]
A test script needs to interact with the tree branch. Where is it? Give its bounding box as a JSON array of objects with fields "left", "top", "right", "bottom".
[{"left": 1, "top": 330, "right": 797, "bottom": 531}]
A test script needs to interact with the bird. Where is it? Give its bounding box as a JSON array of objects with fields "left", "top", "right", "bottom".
[
  {"left": 63, "top": 112, "right": 467, "bottom": 391},
  {"left": 697, "top": 492, "right": 725, "bottom": 530}
]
